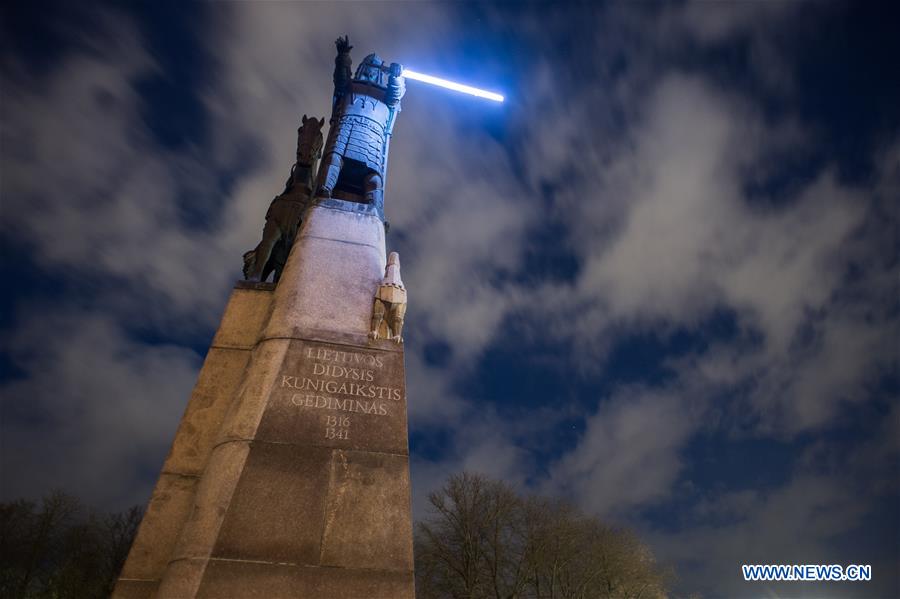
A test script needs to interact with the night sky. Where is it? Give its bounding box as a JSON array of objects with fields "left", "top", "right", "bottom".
[{"left": 2, "top": 2, "right": 898, "bottom": 597}]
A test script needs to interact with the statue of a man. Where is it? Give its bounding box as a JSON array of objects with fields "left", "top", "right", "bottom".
[{"left": 315, "top": 36, "right": 405, "bottom": 222}]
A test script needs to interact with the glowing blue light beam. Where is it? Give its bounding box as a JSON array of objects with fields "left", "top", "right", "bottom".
[{"left": 402, "top": 68, "right": 504, "bottom": 102}]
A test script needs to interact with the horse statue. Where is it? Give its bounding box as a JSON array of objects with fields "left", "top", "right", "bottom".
[{"left": 243, "top": 115, "right": 325, "bottom": 283}]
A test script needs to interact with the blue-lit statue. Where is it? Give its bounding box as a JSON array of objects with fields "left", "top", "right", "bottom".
[
  {"left": 242, "top": 37, "right": 503, "bottom": 284},
  {"left": 315, "top": 36, "right": 405, "bottom": 222}
]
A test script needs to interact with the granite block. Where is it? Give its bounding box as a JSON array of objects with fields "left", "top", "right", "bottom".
[
  {"left": 212, "top": 443, "right": 332, "bottom": 565},
  {"left": 320, "top": 449, "right": 414, "bottom": 571}
]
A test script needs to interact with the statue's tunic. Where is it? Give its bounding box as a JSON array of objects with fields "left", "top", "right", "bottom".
[
  {"left": 328, "top": 82, "right": 396, "bottom": 176},
  {"left": 316, "top": 51, "right": 404, "bottom": 222}
]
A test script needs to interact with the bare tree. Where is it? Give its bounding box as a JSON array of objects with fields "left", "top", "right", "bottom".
[
  {"left": 0, "top": 490, "right": 79, "bottom": 598},
  {"left": 415, "top": 473, "right": 671, "bottom": 599},
  {"left": 416, "top": 473, "right": 513, "bottom": 598},
  {"left": 0, "top": 491, "right": 142, "bottom": 599}
]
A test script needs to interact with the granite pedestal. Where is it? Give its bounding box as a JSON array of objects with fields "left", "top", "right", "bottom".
[{"left": 113, "top": 202, "right": 414, "bottom": 598}]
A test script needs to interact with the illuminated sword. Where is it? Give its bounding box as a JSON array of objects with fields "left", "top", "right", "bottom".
[
  {"left": 382, "top": 65, "right": 504, "bottom": 103},
  {"left": 402, "top": 69, "right": 504, "bottom": 102}
]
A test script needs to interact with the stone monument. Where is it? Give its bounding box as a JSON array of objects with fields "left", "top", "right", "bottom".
[{"left": 112, "top": 36, "right": 414, "bottom": 598}]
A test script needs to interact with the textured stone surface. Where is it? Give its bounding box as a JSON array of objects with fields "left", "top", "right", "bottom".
[
  {"left": 168, "top": 440, "right": 252, "bottom": 564},
  {"left": 264, "top": 206, "right": 385, "bottom": 341},
  {"left": 212, "top": 285, "right": 275, "bottom": 349},
  {"left": 117, "top": 473, "right": 198, "bottom": 581},
  {"left": 154, "top": 557, "right": 206, "bottom": 599},
  {"left": 320, "top": 450, "right": 413, "bottom": 571},
  {"left": 196, "top": 561, "right": 414, "bottom": 599},
  {"left": 256, "top": 339, "right": 408, "bottom": 455},
  {"left": 217, "top": 338, "right": 291, "bottom": 443},
  {"left": 161, "top": 347, "right": 250, "bottom": 476},
  {"left": 212, "top": 443, "right": 331, "bottom": 564},
  {"left": 159, "top": 335, "right": 413, "bottom": 596},
  {"left": 304, "top": 202, "right": 386, "bottom": 248},
  {"left": 107, "top": 579, "right": 158, "bottom": 599}
]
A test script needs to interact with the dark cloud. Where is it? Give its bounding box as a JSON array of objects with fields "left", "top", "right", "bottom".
[{"left": 1, "top": 308, "right": 200, "bottom": 508}]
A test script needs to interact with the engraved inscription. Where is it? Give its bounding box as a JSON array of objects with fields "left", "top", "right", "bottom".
[
  {"left": 325, "top": 415, "right": 350, "bottom": 440},
  {"left": 280, "top": 346, "right": 403, "bottom": 418},
  {"left": 258, "top": 339, "right": 408, "bottom": 453}
]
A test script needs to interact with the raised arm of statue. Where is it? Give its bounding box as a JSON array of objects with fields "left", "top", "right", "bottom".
[
  {"left": 385, "top": 61, "right": 405, "bottom": 107},
  {"left": 333, "top": 36, "right": 353, "bottom": 99}
]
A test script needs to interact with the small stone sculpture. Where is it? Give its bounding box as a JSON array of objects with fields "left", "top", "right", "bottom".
[
  {"left": 315, "top": 35, "right": 405, "bottom": 222},
  {"left": 243, "top": 115, "right": 324, "bottom": 283},
  {"left": 370, "top": 252, "right": 407, "bottom": 343}
]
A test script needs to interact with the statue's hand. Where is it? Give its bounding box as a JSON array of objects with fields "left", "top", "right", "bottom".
[
  {"left": 335, "top": 36, "right": 352, "bottom": 54},
  {"left": 389, "top": 62, "right": 403, "bottom": 78}
]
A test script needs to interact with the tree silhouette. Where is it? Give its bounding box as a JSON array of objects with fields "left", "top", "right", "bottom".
[
  {"left": 415, "top": 473, "right": 672, "bottom": 599},
  {"left": 0, "top": 491, "right": 141, "bottom": 599}
]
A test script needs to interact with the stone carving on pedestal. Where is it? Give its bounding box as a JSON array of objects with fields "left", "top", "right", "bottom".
[
  {"left": 243, "top": 115, "right": 324, "bottom": 283},
  {"left": 315, "top": 36, "right": 405, "bottom": 224},
  {"left": 370, "top": 251, "right": 407, "bottom": 343}
]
